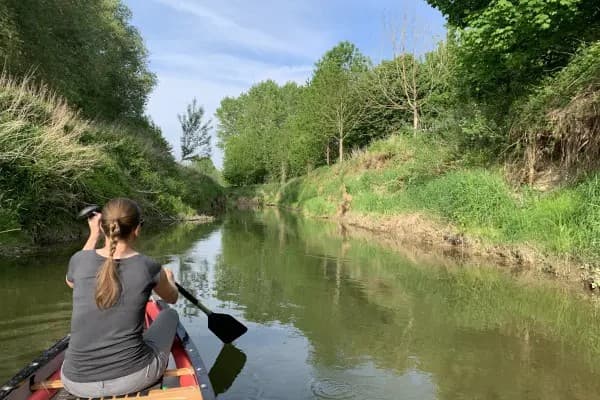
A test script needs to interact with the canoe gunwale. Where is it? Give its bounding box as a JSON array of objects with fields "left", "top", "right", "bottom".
[{"left": 0, "top": 336, "right": 69, "bottom": 400}]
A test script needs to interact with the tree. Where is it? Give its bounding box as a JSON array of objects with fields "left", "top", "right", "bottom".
[
  {"left": 217, "top": 81, "right": 304, "bottom": 185},
  {"left": 179, "top": 98, "right": 212, "bottom": 162},
  {"left": 310, "top": 42, "right": 371, "bottom": 163},
  {"left": 426, "top": 0, "right": 600, "bottom": 107},
  {"left": 424, "top": 0, "right": 492, "bottom": 27},
  {"left": 215, "top": 96, "right": 245, "bottom": 150},
  {"left": 366, "top": 20, "right": 451, "bottom": 133},
  {"left": 0, "top": 0, "right": 156, "bottom": 121}
]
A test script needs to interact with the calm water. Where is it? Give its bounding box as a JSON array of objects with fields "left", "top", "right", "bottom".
[{"left": 2, "top": 210, "right": 600, "bottom": 399}]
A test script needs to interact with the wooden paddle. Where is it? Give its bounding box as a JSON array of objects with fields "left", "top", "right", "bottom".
[
  {"left": 176, "top": 283, "right": 248, "bottom": 344},
  {"left": 77, "top": 205, "right": 248, "bottom": 343}
]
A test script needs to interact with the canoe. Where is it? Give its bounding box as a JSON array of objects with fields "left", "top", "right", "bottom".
[{"left": 0, "top": 300, "right": 216, "bottom": 400}]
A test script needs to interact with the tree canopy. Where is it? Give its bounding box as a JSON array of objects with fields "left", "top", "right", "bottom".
[
  {"left": 0, "top": 0, "right": 155, "bottom": 121},
  {"left": 427, "top": 0, "right": 600, "bottom": 105}
]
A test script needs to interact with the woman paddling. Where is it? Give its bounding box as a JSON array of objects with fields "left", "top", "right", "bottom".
[{"left": 61, "top": 198, "right": 179, "bottom": 397}]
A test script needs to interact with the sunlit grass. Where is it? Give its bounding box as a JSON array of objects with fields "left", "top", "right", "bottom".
[{"left": 244, "top": 134, "right": 600, "bottom": 262}]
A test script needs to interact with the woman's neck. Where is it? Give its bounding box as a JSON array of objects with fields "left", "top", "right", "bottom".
[{"left": 98, "top": 239, "right": 138, "bottom": 259}]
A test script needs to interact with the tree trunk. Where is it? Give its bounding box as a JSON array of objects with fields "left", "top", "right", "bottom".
[
  {"left": 326, "top": 144, "right": 330, "bottom": 166},
  {"left": 412, "top": 104, "right": 419, "bottom": 134},
  {"left": 338, "top": 136, "right": 344, "bottom": 164}
]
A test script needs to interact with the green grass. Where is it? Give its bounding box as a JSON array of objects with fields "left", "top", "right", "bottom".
[
  {"left": 242, "top": 134, "right": 600, "bottom": 262},
  {"left": 0, "top": 75, "right": 224, "bottom": 244}
]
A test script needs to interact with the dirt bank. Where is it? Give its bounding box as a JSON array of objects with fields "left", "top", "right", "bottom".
[{"left": 337, "top": 211, "right": 596, "bottom": 292}]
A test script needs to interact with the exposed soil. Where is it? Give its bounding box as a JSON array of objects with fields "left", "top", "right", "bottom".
[{"left": 335, "top": 211, "right": 592, "bottom": 291}]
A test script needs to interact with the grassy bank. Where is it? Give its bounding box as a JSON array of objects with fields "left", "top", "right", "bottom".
[
  {"left": 0, "top": 75, "right": 223, "bottom": 246},
  {"left": 231, "top": 134, "right": 600, "bottom": 282}
]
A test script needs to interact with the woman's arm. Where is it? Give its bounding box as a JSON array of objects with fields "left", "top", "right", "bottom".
[
  {"left": 153, "top": 267, "right": 179, "bottom": 304},
  {"left": 82, "top": 212, "right": 102, "bottom": 250}
]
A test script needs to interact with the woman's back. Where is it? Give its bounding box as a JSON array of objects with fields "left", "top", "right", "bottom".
[{"left": 63, "top": 249, "right": 162, "bottom": 382}]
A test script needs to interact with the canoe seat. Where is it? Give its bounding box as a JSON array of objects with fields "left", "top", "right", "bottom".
[{"left": 31, "top": 368, "right": 199, "bottom": 400}]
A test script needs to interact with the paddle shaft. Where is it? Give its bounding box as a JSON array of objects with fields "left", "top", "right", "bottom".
[{"left": 175, "top": 282, "right": 213, "bottom": 316}]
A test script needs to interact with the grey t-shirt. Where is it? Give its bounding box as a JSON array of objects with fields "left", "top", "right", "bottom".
[{"left": 62, "top": 250, "right": 162, "bottom": 382}]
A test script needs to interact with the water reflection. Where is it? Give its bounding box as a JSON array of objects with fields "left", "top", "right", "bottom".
[
  {"left": 209, "top": 344, "right": 247, "bottom": 396},
  {"left": 3, "top": 211, "right": 600, "bottom": 399},
  {"left": 196, "top": 211, "right": 600, "bottom": 399}
]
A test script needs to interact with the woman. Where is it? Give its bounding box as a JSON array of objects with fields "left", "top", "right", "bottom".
[{"left": 61, "top": 198, "right": 180, "bottom": 397}]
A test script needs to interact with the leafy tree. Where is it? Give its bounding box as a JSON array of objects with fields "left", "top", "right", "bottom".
[
  {"left": 367, "top": 27, "right": 435, "bottom": 132},
  {"left": 309, "top": 41, "right": 371, "bottom": 163},
  {"left": 190, "top": 156, "right": 224, "bottom": 185},
  {"left": 0, "top": 0, "right": 155, "bottom": 121},
  {"left": 426, "top": 0, "right": 600, "bottom": 108},
  {"left": 215, "top": 96, "right": 245, "bottom": 149},
  {"left": 367, "top": 44, "right": 451, "bottom": 133},
  {"left": 217, "top": 81, "right": 302, "bottom": 185},
  {"left": 179, "top": 98, "right": 212, "bottom": 161},
  {"left": 425, "top": 0, "right": 492, "bottom": 27}
]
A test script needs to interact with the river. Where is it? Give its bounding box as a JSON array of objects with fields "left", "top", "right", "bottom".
[{"left": 1, "top": 210, "right": 600, "bottom": 399}]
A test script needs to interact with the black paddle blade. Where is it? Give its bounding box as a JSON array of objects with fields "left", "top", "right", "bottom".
[
  {"left": 77, "top": 204, "right": 101, "bottom": 220},
  {"left": 208, "top": 312, "right": 248, "bottom": 344},
  {"left": 209, "top": 344, "right": 247, "bottom": 395}
]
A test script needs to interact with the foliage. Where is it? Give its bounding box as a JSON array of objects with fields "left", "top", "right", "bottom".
[
  {"left": 432, "top": 0, "right": 600, "bottom": 108},
  {"left": 179, "top": 98, "right": 212, "bottom": 161},
  {"left": 235, "top": 133, "right": 600, "bottom": 262},
  {"left": 511, "top": 40, "right": 600, "bottom": 183},
  {"left": 0, "top": 76, "right": 223, "bottom": 243},
  {"left": 217, "top": 80, "right": 303, "bottom": 185},
  {"left": 189, "top": 157, "right": 225, "bottom": 186},
  {"left": 367, "top": 38, "right": 452, "bottom": 132},
  {"left": 0, "top": 0, "right": 156, "bottom": 122},
  {"left": 308, "top": 41, "right": 371, "bottom": 162},
  {"left": 424, "top": 0, "right": 491, "bottom": 27},
  {"left": 218, "top": 42, "right": 374, "bottom": 185}
]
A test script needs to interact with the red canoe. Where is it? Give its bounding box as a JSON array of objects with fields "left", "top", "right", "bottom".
[{"left": 0, "top": 300, "right": 216, "bottom": 400}]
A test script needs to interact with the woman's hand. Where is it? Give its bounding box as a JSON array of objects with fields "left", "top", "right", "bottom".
[
  {"left": 88, "top": 212, "right": 102, "bottom": 237},
  {"left": 164, "top": 267, "right": 175, "bottom": 283},
  {"left": 154, "top": 267, "right": 179, "bottom": 304},
  {"left": 82, "top": 212, "right": 102, "bottom": 250}
]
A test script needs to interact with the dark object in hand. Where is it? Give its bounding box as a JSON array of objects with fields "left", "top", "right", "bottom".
[{"left": 77, "top": 204, "right": 101, "bottom": 220}]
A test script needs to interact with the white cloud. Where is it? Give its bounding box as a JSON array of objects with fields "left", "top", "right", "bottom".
[
  {"left": 151, "top": 0, "right": 327, "bottom": 59},
  {"left": 152, "top": 52, "right": 312, "bottom": 86}
]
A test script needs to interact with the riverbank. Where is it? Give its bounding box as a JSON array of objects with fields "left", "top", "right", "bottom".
[
  {"left": 229, "top": 135, "right": 600, "bottom": 291},
  {"left": 0, "top": 75, "right": 224, "bottom": 247}
]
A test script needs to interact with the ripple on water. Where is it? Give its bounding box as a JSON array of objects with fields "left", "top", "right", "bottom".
[{"left": 310, "top": 378, "right": 356, "bottom": 400}]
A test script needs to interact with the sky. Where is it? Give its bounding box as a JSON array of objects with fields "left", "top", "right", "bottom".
[{"left": 124, "top": 0, "right": 447, "bottom": 168}]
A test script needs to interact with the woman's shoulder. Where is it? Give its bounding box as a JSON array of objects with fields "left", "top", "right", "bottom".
[
  {"left": 69, "top": 249, "right": 96, "bottom": 263},
  {"left": 134, "top": 253, "right": 160, "bottom": 266},
  {"left": 133, "top": 253, "right": 162, "bottom": 276}
]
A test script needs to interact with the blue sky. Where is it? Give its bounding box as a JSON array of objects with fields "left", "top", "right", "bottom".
[{"left": 124, "top": 0, "right": 446, "bottom": 167}]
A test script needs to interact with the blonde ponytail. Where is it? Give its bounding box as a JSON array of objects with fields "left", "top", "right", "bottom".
[
  {"left": 94, "top": 198, "right": 142, "bottom": 309},
  {"left": 95, "top": 221, "right": 122, "bottom": 309}
]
